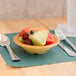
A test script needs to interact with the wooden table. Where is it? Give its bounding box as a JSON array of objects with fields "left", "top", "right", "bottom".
[{"left": 0, "top": 17, "right": 76, "bottom": 76}]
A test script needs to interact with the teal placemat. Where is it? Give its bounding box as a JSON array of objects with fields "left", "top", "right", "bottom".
[{"left": 0, "top": 30, "right": 76, "bottom": 67}]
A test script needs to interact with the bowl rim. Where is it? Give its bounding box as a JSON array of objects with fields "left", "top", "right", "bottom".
[{"left": 13, "top": 34, "right": 59, "bottom": 49}]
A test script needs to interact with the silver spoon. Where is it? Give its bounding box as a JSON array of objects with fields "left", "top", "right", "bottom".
[{"left": 0, "top": 34, "right": 21, "bottom": 61}]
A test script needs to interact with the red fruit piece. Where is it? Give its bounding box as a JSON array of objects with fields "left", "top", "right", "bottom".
[
  {"left": 19, "top": 27, "right": 32, "bottom": 36},
  {"left": 19, "top": 29, "right": 25, "bottom": 36},
  {"left": 23, "top": 39, "right": 32, "bottom": 45},
  {"left": 22, "top": 32, "right": 29, "bottom": 40},
  {"left": 46, "top": 33, "right": 54, "bottom": 45}
]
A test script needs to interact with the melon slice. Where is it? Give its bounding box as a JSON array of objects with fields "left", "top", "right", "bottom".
[
  {"left": 46, "top": 33, "right": 54, "bottom": 45},
  {"left": 29, "top": 31, "right": 48, "bottom": 46}
]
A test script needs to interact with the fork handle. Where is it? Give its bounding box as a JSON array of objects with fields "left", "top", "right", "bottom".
[
  {"left": 59, "top": 43, "right": 76, "bottom": 56},
  {"left": 6, "top": 45, "right": 21, "bottom": 61},
  {"left": 65, "top": 38, "right": 76, "bottom": 51}
]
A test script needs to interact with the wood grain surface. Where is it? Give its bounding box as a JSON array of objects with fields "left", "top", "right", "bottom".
[{"left": 0, "top": 17, "right": 76, "bottom": 76}]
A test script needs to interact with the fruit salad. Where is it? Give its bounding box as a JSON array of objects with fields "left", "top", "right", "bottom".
[{"left": 18, "top": 27, "right": 54, "bottom": 46}]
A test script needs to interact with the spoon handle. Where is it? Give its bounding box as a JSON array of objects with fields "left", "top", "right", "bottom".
[
  {"left": 6, "top": 45, "right": 21, "bottom": 61},
  {"left": 65, "top": 38, "right": 76, "bottom": 51}
]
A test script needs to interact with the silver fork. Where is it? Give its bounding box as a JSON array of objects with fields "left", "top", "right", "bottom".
[
  {"left": 55, "top": 30, "right": 76, "bottom": 56},
  {"left": 55, "top": 30, "right": 76, "bottom": 51}
]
